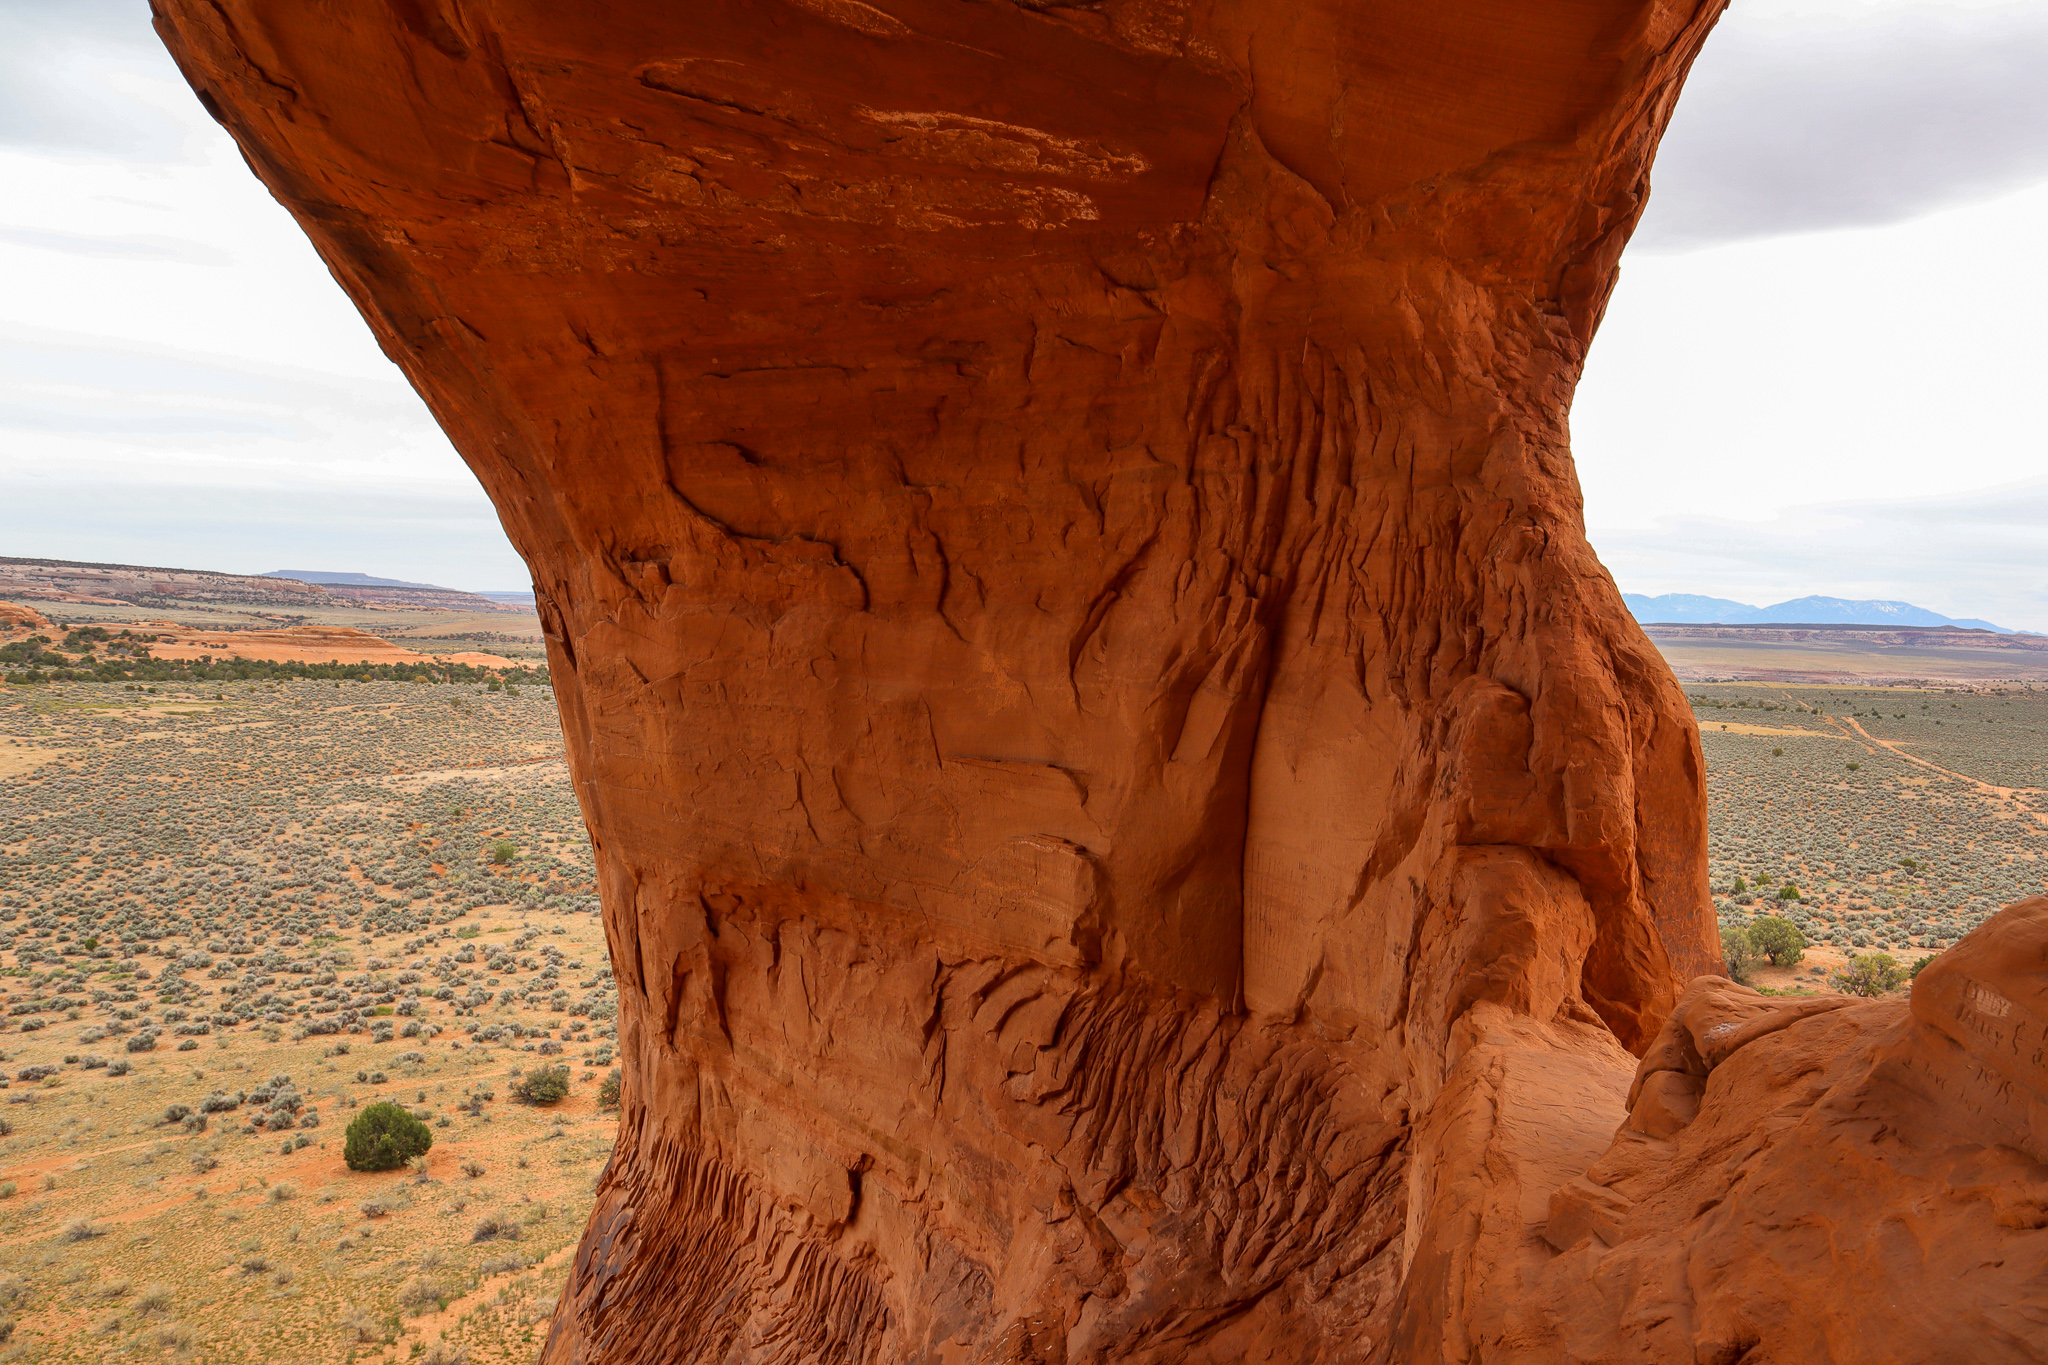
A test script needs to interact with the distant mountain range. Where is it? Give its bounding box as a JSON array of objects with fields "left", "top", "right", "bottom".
[
  {"left": 267, "top": 572, "right": 533, "bottom": 609},
  {"left": 265, "top": 570, "right": 445, "bottom": 590},
  {"left": 1623, "top": 593, "right": 2014, "bottom": 633},
  {"left": 263, "top": 569, "right": 531, "bottom": 614}
]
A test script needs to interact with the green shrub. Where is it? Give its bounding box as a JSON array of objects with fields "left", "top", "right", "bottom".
[
  {"left": 509, "top": 1066, "right": 569, "bottom": 1106},
  {"left": 1747, "top": 916, "right": 1807, "bottom": 966},
  {"left": 597, "top": 1069, "right": 620, "bottom": 1109},
  {"left": 1720, "top": 927, "right": 1759, "bottom": 986},
  {"left": 1832, "top": 953, "right": 1906, "bottom": 998},
  {"left": 343, "top": 1101, "right": 433, "bottom": 1171},
  {"left": 490, "top": 842, "right": 517, "bottom": 865}
]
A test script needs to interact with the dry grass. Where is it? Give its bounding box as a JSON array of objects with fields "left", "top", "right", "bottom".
[
  {"left": 0, "top": 678, "right": 615, "bottom": 1362},
  {"left": 1695, "top": 683, "right": 2048, "bottom": 981}
]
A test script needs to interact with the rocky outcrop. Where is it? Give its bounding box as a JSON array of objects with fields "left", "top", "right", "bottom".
[
  {"left": 0, "top": 557, "right": 527, "bottom": 617},
  {"left": 142, "top": 3, "right": 2043, "bottom": 1362},
  {"left": 0, "top": 602, "right": 54, "bottom": 635},
  {"left": 1531, "top": 903, "right": 2048, "bottom": 1363}
]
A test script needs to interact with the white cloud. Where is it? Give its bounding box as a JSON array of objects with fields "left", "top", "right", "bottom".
[
  {"left": 0, "top": 322, "right": 526, "bottom": 588},
  {"left": 0, "top": 226, "right": 230, "bottom": 265},
  {"left": 0, "top": 0, "right": 210, "bottom": 163},
  {"left": 1592, "top": 478, "right": 2048, "bottom": 634},
  {"left": 1579, "top": 180, "right": 2048, "bottom": 625},
  {"left": 1, "top": 476, "right": 524, "bottom": 591},
  {"left": 1581, "top": 2, "right": 2048, "bottom": 629},
  {"left": 1639, "top": 0, "right": 2048, "bottom": 249},
  {"left": 0, "top": 0, "right": 515, "bottom": 589}
]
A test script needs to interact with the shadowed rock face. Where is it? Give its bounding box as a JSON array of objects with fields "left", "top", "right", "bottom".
[{"left": 146, "top": 2, "right": 1749, "bottom": 1359}]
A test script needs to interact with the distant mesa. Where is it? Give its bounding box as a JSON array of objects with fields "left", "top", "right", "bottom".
[
  {"left": 263, "top": 569, "right": 534, "bottom": 614},
  {"left": 265, "top": 569, "right": 446, "bottom": 590},
  {"left": 0, "top": 556, "right": 531, "bottom": 616},
  {"left": 1, "top": 555, "right": 329, "bottom": 610},
  {"left": 1624, "top": 592, "right": 2012, "bottom": 633}
]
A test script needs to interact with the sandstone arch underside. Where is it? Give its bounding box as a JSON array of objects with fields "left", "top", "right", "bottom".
[{"left": 151, "top": 3, "right": 2048, "bottom": 1362}]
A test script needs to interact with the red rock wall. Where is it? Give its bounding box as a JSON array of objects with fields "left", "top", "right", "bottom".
[{"left": 151, "top": 3, "right": 1728, "bottom": 1359}]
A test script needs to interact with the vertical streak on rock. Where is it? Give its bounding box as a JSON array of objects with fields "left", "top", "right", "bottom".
[{"left": 151, "top": 1, "right": 1725, "bottom": 1359}]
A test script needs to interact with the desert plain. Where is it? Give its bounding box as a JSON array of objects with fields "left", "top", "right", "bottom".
[
  {"left": 0, "top": 665, "right": 616, "bottom": 1365},
  {"left": 0, "top": 603, "right": 2044, "bottom": 1361}
]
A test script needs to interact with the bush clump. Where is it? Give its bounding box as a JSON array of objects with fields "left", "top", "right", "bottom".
[
  {"left": 509, "top": 1065, "right": 569, "bottom": 1106},
  {"left": 1719, "top": 927, "right": 1759, "bottom": 986},
  {"left": 470, "top": 1212, "right": 522, "bottom": 1244},
  {"left": 342, "top": 1101, "right": 434, "bottom": 1172},
  {"left": 1746, "top": 916, "right": 1807, "bottom": 967},
  {"left": 1832, "top": 953, "right": 1906, "bottom": 997}
]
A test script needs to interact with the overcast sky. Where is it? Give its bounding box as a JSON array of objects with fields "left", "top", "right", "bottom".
[{"left": 2, "top": 1, "right": 2045, "bottom": 621}]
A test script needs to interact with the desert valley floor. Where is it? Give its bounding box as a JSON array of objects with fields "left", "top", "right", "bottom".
[
  {"left": 1693, "top": 680, "right": 2048, "bottom": 977},
  {"left": 0, "top": 674, "right": 2044, "bottom": 1360},
  {"left": 0, "top": 679, "right": 613, "bottom": 1364}
]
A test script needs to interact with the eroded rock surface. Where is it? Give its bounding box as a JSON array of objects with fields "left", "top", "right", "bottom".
[
  {"left": 1533, "top": 902, "right": 2048, "bottom": 1363},
  {"left": 137, "top": 3, "right": 2042, "bottom": 1362}
]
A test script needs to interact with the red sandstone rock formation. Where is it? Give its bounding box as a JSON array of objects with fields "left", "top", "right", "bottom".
[
  {"left": 0, "top": 602, "right": 54, "bottom": 635},
  {"left": 1533, "top": 904, "right": 2048, "bottom": 1363},
  {"left": 130, "top": 621, "right": 517, "bottom": 668},
  {"left": 148, "top": 3, "right": 2045, "bottom": 1361}
]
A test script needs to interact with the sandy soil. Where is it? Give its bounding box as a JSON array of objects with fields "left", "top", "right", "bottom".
[
  {"left": 111, "top": 623, "right": 516, "bottom": 669},
  {"left": 1656, "top": 636, "right": 2048, "bottom": 684}
]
